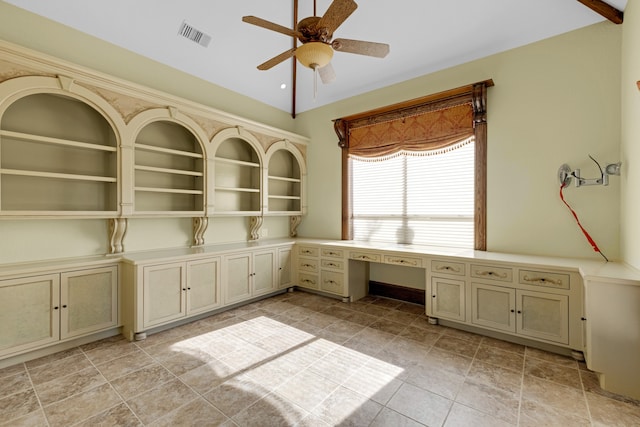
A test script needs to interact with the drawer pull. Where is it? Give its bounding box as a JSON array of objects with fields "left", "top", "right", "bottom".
[
  {"left": 301, "top": 279, "right": 316, "bottom": 285},
  {"left": 327, "top": 251, "right": 339, "bottom": 256},
  {"left": 301, "top": 263, "right": 315, "bottom": 268},
  {"left": 475, "top": 270, "right": 508, "bottom": 279},
  {"left": 436, "top": 265, "right": 461, "bottom": 273},
  {"left": 324, "top": 280, "right": 338, "bottom": 285},
  {"left": 389, "top": 258, "right": 417, "bottom": 266},
  {"left": 326, "top": 262, "right": 339, "bottom": 267},
  {"left": 356, "top": 255, "right": 375, "bottom": 261},
  {"left": 302, "top": 250, "right": 314, "bottom": 255},
  {"left": 522, "top": 275, "right": 563, "bottom": 286}
]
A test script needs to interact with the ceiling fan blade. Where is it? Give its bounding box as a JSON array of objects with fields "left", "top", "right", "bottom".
[
  {"left": 257, "top": 48, "right": 297, "bottom": 70},
  {"left": 318, "top": 63, "right": 336, "bottom": 84},
  {"left": 332, "top": 38, "right": 389, "bottom": 58},
  {"left": 317, "top": 0, "right": 358, "bottom": 35},
  {"left": 242, "top": 16, "right": 300, "bottom": 38}
]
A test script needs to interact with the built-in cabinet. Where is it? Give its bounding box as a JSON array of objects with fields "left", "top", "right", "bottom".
[
  {"left": 428, "top": 258, "right": 580, "bottom": 349},
  {"left": 120, "top": 242, "right": 292, "bottom": 340},
  {"left": 295, "top": 243, "right": 350, "bottom": 297},
  {"left": 0, "top": 265, "right": 118, "bottom": 358},
  {"left": 223, "top": 249, "right": 276, "bottom": 304},
  {"left": 141, "top": 257, "right": 221, "bottom": 329}
]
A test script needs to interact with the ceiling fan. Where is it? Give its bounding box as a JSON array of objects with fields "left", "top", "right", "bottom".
[{"left": 242, "top": 0, "right": 389, "bottom": 114}]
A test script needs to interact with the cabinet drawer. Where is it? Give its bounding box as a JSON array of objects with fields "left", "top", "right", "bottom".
[
  {"left": 431, "top": 260, "right": 465, "bottom": 276},
  {"left": 470, "top": 264, "right": 513, "bottom": 282},
  {"left": 350, "top": 251, "right": 381, "bottom": 263},
  {"left": 321, "top": 271, "right": 344, "bottom": 294},
  {"left": 297, "top": 258, "right": 319, "bottom": 273},
  {"left": 297, "top": 273, "right": 319, "bottom": 290},
  {"left": 321, "top": 259, "right": 344, "bottom": 270},
  {"left": 384, "top": 254, "right": 423, "bottom": 268},
  {"left": 321, "top": 248, "right": 344, "bottom": 259},
  {"left": 298, "top": 246, "right": 319, "bottom": 257},
  {"left": 519, "top": 270, "right": 570, "bottom": 290}
]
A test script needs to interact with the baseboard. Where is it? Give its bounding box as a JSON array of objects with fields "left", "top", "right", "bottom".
[{"left": 368, "top": 281, "right": 425, "bottom": 305}]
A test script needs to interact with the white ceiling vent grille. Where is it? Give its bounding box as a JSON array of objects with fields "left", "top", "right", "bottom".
[{"left": 178, "top": 21, "right": 211, "bottom": 47}]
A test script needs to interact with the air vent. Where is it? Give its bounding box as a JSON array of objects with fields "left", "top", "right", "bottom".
[{"left": 178, "top": 21, "right": 211, "bottom": 47}]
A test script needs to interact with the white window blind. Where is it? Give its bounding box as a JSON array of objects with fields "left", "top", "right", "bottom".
[{"left": 350, "top": 137, "right": 474, "bottom": 248}]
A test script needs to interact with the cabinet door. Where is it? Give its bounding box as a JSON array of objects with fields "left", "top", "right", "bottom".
[
  {"left": 143, "top": 263, "right": 186, "bottom": 328},
  {"left": 430, "top": 277, "right": 466, "bottom": 321},
  {"left": 0, "top": 274, "right": 60, "bottom": 356},
  {"left": 253, "top": 249, "right": 276, "bottom": 296},
  {"left": 517, "top": 290, "right": 569, "bottom": 344},
  {"left": 277, "top": 247, "right": 292, "bottom": 289},
  {"left": 471, "top": 282, "right": 516, "bottom": 333},
  {"left": 225, "top": 253, "right": 252, "bottom": 304},
  {"left": 60, "top": 266, "right": 118, "bottom": 340},
  {"left": 187, "top": 258, "right": 221, "bottom": 315}
]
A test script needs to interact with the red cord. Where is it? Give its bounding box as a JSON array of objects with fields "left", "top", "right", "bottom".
[{"left": 559, "top": 183, "right": 608, "bottom": 261}]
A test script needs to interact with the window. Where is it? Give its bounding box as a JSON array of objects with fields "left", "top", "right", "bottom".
[
  {"left": 334, "top": 80, "right": 492, "bottom": 250},
  {"left": 351, "top": 137, "right": 475, "bottom": 248}
]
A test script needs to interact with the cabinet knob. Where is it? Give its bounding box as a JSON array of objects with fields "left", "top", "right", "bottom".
[
  {"left": 187, "top": 287, "right": 191, "bottom": 290},
  {"left": 53, "top": 306, "right": 59, "bottom": 310},
  {"left": 62, "top": 305, "right": 67, "bottom": 308},
  {"left": 581, "top": 317, "right": 587, "bottom": 321},
  {"left": 517, "top": 310, "right": 522, "bottom": 314},
  {"left": 182, "top": 288, "right": 186, "bottom": 291},
  {"left": 510, "top": 309, "right": 515, "bottom": 313},
  {"left": 432, "top": 295, "right": 436, "bottom": 298}
]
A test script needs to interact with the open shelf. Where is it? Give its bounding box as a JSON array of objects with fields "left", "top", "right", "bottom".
[
  {"left": 134, "top": 120, "right": 204, "bottom": 214},
  {"left": 0, "top": 93, "right": 119, "bottom": 214},
  {"left": 266, "top": 149, "right": 302, "bottom": 214}
]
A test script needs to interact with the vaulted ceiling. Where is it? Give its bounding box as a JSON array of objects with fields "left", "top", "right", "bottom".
[{"left": 5, "top": 0, "right": 627, "bottom": 116}]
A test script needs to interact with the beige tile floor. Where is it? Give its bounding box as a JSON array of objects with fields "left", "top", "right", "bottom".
[{"left": 1, "top": 291, "right": 639, "bottom": 426}]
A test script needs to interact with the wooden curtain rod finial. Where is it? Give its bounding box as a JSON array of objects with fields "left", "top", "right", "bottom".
[{"left": 576, "top": 0, "right": 623, "bottom": 24}]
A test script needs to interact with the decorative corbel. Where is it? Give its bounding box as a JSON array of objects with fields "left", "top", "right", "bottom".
[
  {"left": 193, "top": 217, "right": 208, "bottom": 246},
  {"left": 290, "top": 215, "right": 302, "bottom": 237},
  {"left": 333, "top": 119, "right": 348, "bottom": 149},
  {"left": 472, "top": 83, "right": 487, "bottom": 127},
  {"left": 108, "top": 218, "right": 128, "bottom": 254},
  {"left": 249, "top": 216, "right": 263, "bottom": 241}
]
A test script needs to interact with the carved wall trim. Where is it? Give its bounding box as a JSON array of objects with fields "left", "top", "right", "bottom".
[
  {"left": 249, "top": 216, "right": 263, "bottom": 241},
  {"left": 108, "top": 218, "right": 128, "bottom": 254}
]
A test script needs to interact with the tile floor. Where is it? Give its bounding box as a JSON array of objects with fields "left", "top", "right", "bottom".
[{"left": 1, "top": 291, "right": 639, "bottom": 426}]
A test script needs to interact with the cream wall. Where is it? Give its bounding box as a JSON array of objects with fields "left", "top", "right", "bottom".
[
  {"left": 621, "top": 1, "right": 640, "bottom": 270},
  {"left": 296, "top": 21, "right": 623, "bottom": 263},
  {"left": 0, "top": 2, "right": 626, "bottom": 268}
]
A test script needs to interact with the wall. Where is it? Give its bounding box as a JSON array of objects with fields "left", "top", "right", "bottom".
[
  {"left": 621, "top": 1, "right": 640, "bottom": 269},
  {"left": 296, "top": 22, "right": 623, "bottom": 266}
]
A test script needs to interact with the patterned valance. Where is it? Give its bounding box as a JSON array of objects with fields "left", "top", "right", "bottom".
[
  {"left": 346, "top": 103, "right": 473, "bottom": 157},
  {"left": 333, "top": 80, "right": 492, "bottom": 158}
]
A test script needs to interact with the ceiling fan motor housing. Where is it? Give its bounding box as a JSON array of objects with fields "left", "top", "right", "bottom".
[{"left": 297, "top": 17, "right": 332, "bottom": 43}]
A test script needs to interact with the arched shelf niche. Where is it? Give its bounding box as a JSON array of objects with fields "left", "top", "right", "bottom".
[
  {"left": 0, "top": 75, "right": 125, "bottom": 216},
  {"left": 264, "top": 140, "right": 307, "bottom": 216},
  {"left": 127, "top": 108, "right": 208, "bottom": 216},
  {"left": 209, "top": 127, "right": 266, "bottom": 216}
]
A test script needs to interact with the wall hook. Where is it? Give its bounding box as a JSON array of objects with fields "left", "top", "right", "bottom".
[{"left": 558, "top": 155, "right": 621, "bottom": 187}]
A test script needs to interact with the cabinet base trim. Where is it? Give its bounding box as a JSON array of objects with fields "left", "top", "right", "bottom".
[{"left": 368, "top": 281, "right": 425, "bottom": 305}]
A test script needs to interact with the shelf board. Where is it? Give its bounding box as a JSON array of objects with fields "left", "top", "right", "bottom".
[
  {"left": 134, "top": 186, "right": 203, "bottom": 195},
  {"left": 0, "top": 168, "right": 117, "bottom": 183},
  {"left": 214, "top": 186, "right": 260, "bottom": 193},
  {"left": 215, "top": 157, "right": 260, "bottom": 168},
  {"left": 135, "top": 143, "right": 203, "bottom": 159},
  {"left": 0, "top": 130, "right": 117, "bottom": 152},
  {"left": 268, "top": 175, "right": 301, "bottom": 183},
  {"left": 211, "top": 210, "right": 262, "bottom": 216},
  {"left": 134, "top": 165, "right": 203, "bottom": 177},
  {"left": 268, "top": 195, "right": 301, "bottom": 200}
]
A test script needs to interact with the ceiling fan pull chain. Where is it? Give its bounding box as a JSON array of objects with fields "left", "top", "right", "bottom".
[{"left": 313, "top": 66, "right": 318, "bottom": 101}]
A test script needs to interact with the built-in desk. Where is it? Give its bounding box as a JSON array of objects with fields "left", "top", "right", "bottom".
[{"left": 293, "top": 239, "right": 640, "bottom": 400}]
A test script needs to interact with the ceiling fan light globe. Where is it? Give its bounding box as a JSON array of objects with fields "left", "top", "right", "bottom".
[{"left": 296, "top": 42, "right": 334, "bottom": 69}]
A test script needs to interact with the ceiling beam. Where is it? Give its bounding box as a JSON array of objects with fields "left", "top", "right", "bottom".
[{"left": 576, "top": 0, "right": 623, "bottom": 24}]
